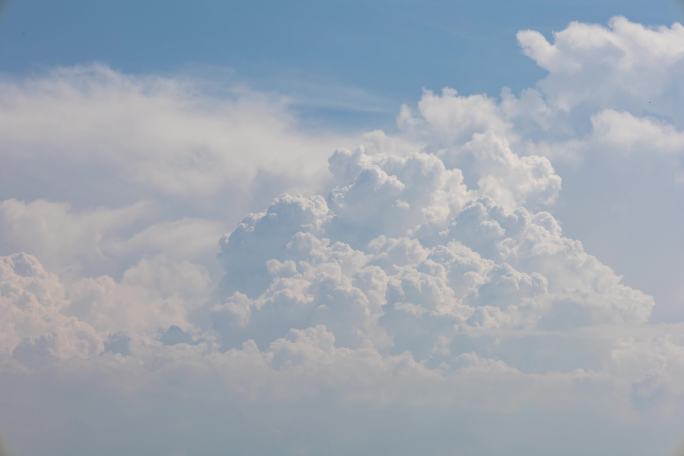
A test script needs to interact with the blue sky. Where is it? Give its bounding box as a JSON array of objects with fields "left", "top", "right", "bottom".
[{"left": 2, "top": 0, "right": 683, "bottom": 128}]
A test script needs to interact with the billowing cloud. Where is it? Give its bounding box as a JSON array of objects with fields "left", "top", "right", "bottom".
[
  {"left": 1, "top": 16, "right": 684, "bottom": 456},
  {"left": 517, "top": 17, "right": 684, "bottom": 120},
  {"left": 0, "top": 65, "right": 342, "bottom": 204},
  {"left": 0, "top": 253, "right": 101, "bottom": 364}
]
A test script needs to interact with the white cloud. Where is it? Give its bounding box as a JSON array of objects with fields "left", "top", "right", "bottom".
[
  {"left": 0, "top": 253, "right": 102, "bottom": 364},
  {"left": 0, "top": 199, "right": 155, "bottom": 276},
  {"left": 0, "top": 65, "right": 351, "bottom": 219},
  {"left": 517, "top": 17, "right": 684, "bottom": 120},
  {"left": 398, "top": 88, "right": 511, "bottom": 147},
  {"left": 215, "top": 143, "right": 652, "bottom": 362},
  {"left": 591, "top": 109, "right": 684, "bottom": 154}
]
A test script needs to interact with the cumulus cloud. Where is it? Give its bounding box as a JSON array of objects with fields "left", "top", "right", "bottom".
[
  {"left": 215, "top": 144, "right": 652, "bottom": 367},
  {"left": 517, "top": 17, "right": 684, "bottom": 120},
  {"left": 0, "top": 253, "right": 101, "bottom": 364},
  {"left": 2, "top": 16, "right": 684, "bottom": 456}
]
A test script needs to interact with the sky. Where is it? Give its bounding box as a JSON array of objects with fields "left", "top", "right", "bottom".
[
  {"left": 2, "top": 0, "right": 683, "bottom": 126},
  {"left": 2, "top": 1, "right": 684, "bottom": 455}
]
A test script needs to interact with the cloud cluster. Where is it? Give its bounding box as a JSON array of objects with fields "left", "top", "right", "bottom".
[
  {"left": 0, "top": 65, "right": 353, "bottom": 279},
  {"left": 216, "top": 143, "right": 652, "bottom": 363},
  {"left": 1, "top": 16, "right": 684, "bottom": 456}
]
